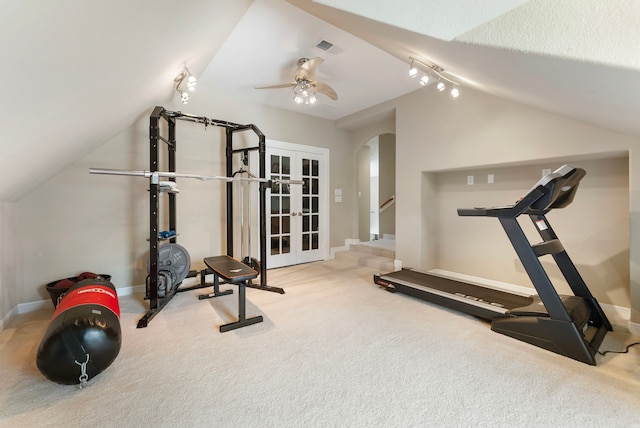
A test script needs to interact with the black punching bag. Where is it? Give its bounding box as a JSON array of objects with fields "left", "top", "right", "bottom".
[{"left": 36, "top": 278, "right": 122, "bottom": 385}]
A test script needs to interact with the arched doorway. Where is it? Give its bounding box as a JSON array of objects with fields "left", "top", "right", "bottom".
[{"left": 357, "top": 133, "right": 396, "bottom": 243}]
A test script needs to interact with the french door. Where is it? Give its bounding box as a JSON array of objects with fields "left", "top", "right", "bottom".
[{"left": 267, "top": 142, "right": 328, "bottom": 268}]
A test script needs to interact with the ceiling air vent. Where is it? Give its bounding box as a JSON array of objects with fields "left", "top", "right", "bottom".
[
  {"left": 315, "top": 39, "right": 342, "bottom": 54},
  {"left": 316, "top": 39, "right": 334, "bottom": 51}
]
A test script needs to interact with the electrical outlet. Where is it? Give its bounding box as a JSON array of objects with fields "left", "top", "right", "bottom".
[
  {"left": 488, "top": 174, "right": 494, "bottom": 184},
  {"left": 467, "top": 175, "right": 474, "bottom": 185}
]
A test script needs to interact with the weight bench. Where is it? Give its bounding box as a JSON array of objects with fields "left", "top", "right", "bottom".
[{"left": 198, "top": 255, "right": 263, "bottom": 332}]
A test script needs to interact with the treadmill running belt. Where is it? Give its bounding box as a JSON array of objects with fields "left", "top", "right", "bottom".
[{"left": 380, "top": 270, "right": 533, "bottom": 312}]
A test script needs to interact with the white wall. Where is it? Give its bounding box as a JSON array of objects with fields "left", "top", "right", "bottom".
[
  {"left": 14, "top": 89, "right": 352, "bottom": 306},
  {"left": 0, "top": 203, "right": 17, "bottom": 327},
  {"left": 343, "top": 109, "right": 396, "bottom": 241},
  {"left": 433, "top": 157, "right": 629, "bottom": 307},
  {"left": 357, "top": 145, "right": 371, "bottom": 241},
  {"left": 378, "top": 133, "right": 396, "bottom": 237}
]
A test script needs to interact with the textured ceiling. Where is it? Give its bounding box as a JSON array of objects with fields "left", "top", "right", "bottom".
[{"left": 314, "top": 0, "right": 531, "bottom": 41}]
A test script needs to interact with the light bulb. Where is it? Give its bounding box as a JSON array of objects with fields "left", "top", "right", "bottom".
[
  {"left": 420, "top": 75, "right": 429, "bottom": 86},
  {"left": 308, "top": 95, "right": 317, "bottom": 104},
  {"left": 451, "top": 87, "right": 460, "bottom": 98},
  {"left": 437, "top": 81, "right": 445, "bottom": 92},
  {"left": 294, "top": 95, "right": 303, "bottom": 104}
]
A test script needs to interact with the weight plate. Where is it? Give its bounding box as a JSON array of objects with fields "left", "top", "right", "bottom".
[
  {"left": 147, "top": 243, "right": 191, "bottom": 286},
  {"left": 145, "top": 270, "right": 172, "bottom": 298}
]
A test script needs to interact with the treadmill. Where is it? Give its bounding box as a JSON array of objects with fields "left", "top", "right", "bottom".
[{"left": 374, "top": 164, "right": 612, "bottom": 365}]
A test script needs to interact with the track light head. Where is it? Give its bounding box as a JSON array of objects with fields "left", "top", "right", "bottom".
[
  {"left": 437, "top": 81, "right": 446, "bottom": 92},
  {"left": 409, "top": 59, "right": 418, "bottom": 78},
  {"left": 187, "top": 75, "right": 197, "bottom": 91},
  {"left": 180, "top": 90, "right": 190, "bottom": 104},
  {"left": 175, "top": 66, "right": 197, "bottom": 104},
  {"left": 451, "top": 87, "right": 460, "bottom": 98}
]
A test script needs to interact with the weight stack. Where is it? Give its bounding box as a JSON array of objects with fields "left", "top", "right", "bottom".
[{"left": 36, "top": 278, "right": 122, "bottom": 386}]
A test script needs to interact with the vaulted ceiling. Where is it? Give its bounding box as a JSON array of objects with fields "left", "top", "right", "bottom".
[{"left": 1, "top": 0, "right": 638, "bottom": 201}]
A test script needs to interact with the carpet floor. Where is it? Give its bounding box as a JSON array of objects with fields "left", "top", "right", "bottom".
[{"left": 1, "top": 258, "right": 639, "bottom": 427}]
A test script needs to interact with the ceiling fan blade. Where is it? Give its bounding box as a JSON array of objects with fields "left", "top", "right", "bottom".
[
  {"left": 315, "top": 81, "right": 338, "bottom": 101},
  {"left": 296, "top": 57, "right": 323, "bottom": 82},
  {"left": 255, "top": 82, "right": 296, "bottom": 89}
]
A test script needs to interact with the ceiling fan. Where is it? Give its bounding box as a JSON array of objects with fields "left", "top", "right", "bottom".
[{"left": 255, "top": 57, "right": 338, "bottom": 104}]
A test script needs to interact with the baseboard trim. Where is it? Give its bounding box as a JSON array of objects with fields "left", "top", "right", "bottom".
[
  {"left": 0, "top": 284, "right": 146, "bottom": 333},
  {"left": 330, "top": 246, "right": 347, "bottom": 259},
  {"left": 0, "top": 305, "right": 19, "bottom": 332},
  {"left": 330, "top": 238, "right": 361, "bottom": 259},
  {"left": 629, "top": 321, "right": 640, "bottom": 337},
  {"left": 428, "top": 269, "right": 534, "bottom": 296}
]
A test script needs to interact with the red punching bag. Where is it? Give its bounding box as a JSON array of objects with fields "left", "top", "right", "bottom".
[{"left": 36, "top": 278, "right": 122, "bottom": 386}]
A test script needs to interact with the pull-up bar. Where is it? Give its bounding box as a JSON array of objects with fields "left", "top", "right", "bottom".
[
  {"left": 163, "top": 110, "right": 260, "bottom": 134},
  {"left": 89, "top": 167, "right": 303, "bottom": 185}
]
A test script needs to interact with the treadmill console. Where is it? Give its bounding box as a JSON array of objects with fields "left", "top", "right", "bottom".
[{"left": 457, "top": 164, "right": 586, "bottom": 218}]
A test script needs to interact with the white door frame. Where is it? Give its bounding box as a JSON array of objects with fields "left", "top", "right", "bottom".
[{"left": 266, "top": 139, "right": 330, "bottom": 267}]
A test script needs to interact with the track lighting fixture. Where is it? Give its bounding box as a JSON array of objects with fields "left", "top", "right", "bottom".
[
  {"left": 408, "top": 56, "right": 461, "bottom": 98},
  {"left": 174, "top": 66, "right": 197, "bottom": 105}
]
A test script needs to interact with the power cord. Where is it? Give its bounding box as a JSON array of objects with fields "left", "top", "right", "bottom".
[{"left": 598, "top": 341, "right": 640, "bottom": 356}]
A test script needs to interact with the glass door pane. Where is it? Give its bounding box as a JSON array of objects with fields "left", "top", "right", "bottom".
[
  {"left": 266, "top": 144, "right": 326, "bottom": 268},
  {"left": 269, "top": 154, "right": 291, "bottom": 256},
  {"left": 297, "top": 154, "right": 323, "bottom": 263}
]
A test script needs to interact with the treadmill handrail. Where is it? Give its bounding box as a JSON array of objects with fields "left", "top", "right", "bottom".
[
  {"left": 457, "top": 164, "right": 584, "bottom": 218},
  {"left": 457, "top": 186, "right": 546, "bottom": 218}
]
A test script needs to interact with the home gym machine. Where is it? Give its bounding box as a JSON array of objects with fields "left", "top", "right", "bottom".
[
  {"left": 91, "top": 106, "right": 299, "bottom": 329},
  {"left": 374, "top": 164, "right": 612, "bottom": 365}
]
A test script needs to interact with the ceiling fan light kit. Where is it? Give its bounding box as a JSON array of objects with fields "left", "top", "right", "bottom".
[
  {"left": 409, "top": 56, "right": 460, "bottom": 98},
  {"left": 256, "top": 57, "right": 338, "bottom": 105},
  {"left": 293, "top": 81, "right": 318, "bottom": 104}
]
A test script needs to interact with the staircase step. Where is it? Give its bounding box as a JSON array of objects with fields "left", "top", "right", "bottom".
[
  {"left": 349, "top": 243, "right": 395, "bottom": 259},
  {"left": 335, "top": 250, "right": 395, "bottom": 272}
]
